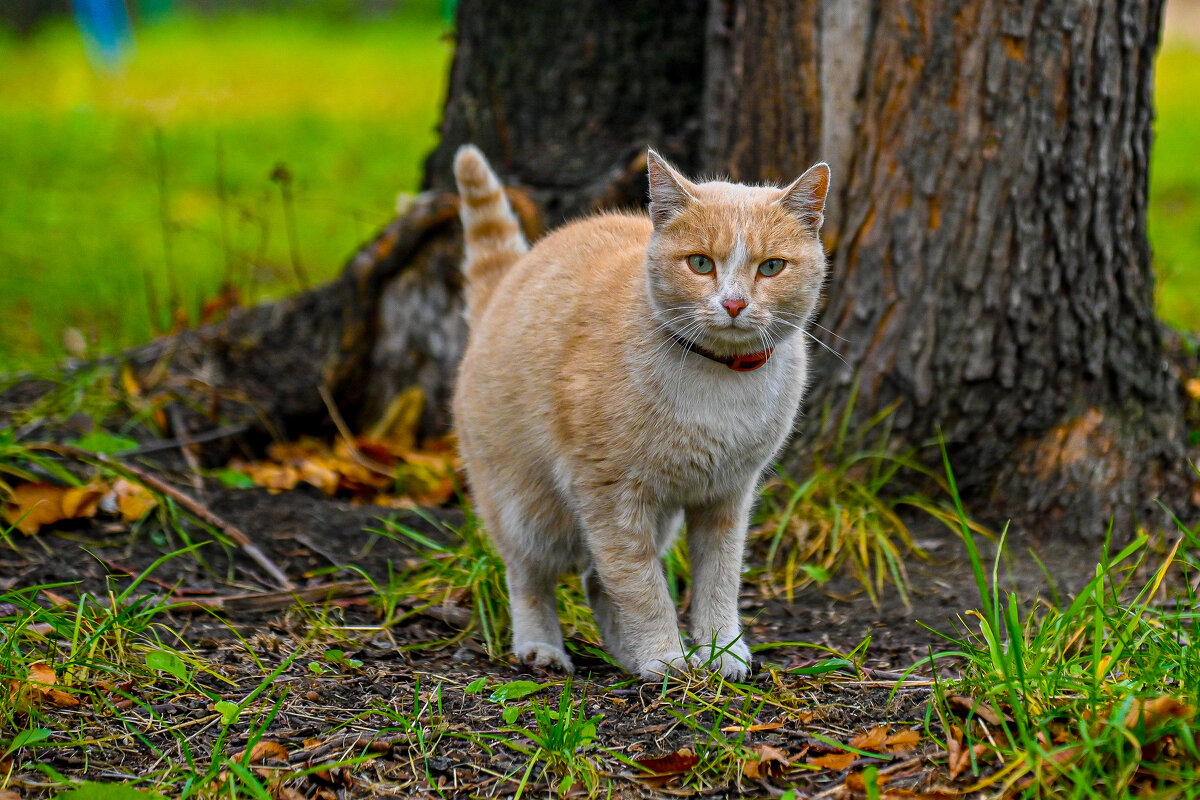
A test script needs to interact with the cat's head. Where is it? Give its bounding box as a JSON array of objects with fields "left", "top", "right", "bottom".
[{"left": 643, "top": 150, "right": 830, "bottom": 358}]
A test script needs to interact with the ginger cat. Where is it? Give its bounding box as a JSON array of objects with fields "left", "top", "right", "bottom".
[{"left": 452, "top": 146, "right": 830, "bottom": 680}]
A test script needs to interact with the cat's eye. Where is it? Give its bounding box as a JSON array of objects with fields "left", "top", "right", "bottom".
[
  {"left": 758, "top": 258, "right": 786, "bottom": 277},
  {"left": 686, "top": 254, "right": 715, "bottom": 275}
]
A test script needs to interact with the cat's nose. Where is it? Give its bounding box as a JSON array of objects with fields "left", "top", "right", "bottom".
[{"left": 723, "top": 298, "right": 747, "bottom": 318}]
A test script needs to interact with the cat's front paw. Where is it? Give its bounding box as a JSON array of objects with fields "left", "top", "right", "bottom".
[
  {"left": 514, "top": 641, "right": 575, "bottom": 673},
  {"left": 696, "top": 638, "right": 753, "bottom": 681}
]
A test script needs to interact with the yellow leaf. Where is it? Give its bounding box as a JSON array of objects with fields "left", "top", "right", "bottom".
[
  {"left": 114, "top": 478, "right": 158, "bottom": 522},
  {"left": 4, "top": 483, "right": 67, "bottom": 535},
  {"left": 1186, "top": 377, "right": 1200, "bottom": 400},
  {"left": 120, "top": 363, "right": 142, "bottom": 398},
  {"left": 60, "top": 483, "right": 106, "bottom": 520}
]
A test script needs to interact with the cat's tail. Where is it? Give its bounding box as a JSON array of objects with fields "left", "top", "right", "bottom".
[{"left": 453, "top": 145, "right": 528, "bottom": 320}]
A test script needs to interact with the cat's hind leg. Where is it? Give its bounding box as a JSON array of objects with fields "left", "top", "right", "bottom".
[{"left": 488, "top": 492, "right": 576, "bottom": 673}]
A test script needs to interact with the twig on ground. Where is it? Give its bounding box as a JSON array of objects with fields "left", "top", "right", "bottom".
[
  {"left": 168, "top": 405, "right": 206, "bottom": 496},
  {"left": 28, "top": 443, "right": 294, "bottom": 590}
]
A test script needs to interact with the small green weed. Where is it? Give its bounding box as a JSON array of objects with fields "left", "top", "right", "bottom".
[{"left": 491, "top": 680, "right": 606, "bottom": 798}]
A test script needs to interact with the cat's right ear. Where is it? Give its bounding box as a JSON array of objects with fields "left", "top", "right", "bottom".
[{"left": 647, "top": 149, "right": 695, "bottom": 229}]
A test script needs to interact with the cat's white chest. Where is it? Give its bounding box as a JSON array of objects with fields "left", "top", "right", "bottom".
[{"left": 648, "top": 346, "right": 806, "bottom": 503}]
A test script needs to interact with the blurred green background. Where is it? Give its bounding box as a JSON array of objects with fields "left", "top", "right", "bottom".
[{"left": 0, "top": 1, "right": 1195, "bottom": 374}]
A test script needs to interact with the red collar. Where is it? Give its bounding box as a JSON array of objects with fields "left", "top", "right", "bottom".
[{"left": 671, "top": 334, "right": 774, "bottom": 371}]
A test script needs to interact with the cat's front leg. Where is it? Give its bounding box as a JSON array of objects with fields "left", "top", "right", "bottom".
[
  {"left": 685, "top": 491, "right": 755, "bottom": 680},
  {"left": 579, "top": 501, "right": 688, "bottom": 680}
]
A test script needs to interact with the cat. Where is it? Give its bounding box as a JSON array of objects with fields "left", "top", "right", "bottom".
[{"left": 452, "top": 145, "right": 830, "bottom": 680}]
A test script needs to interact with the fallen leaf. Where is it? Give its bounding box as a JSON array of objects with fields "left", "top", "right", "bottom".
[
  {"left": 4, "top": 484, "right": 74, "bottom": 535},
  {"left": 1186, "top": 377, "right": 1200, "bottom": 401},
  {"left": 234, "top": 740, "right": 289, "bottom": 764},
  {"left": 1125, "top": 696, "right": 1193, "bottom": 729},
  {"left": 946, "top": 725, "right": 968, "bottom": 780},
  {"left": 0, "top": 788, "right": 21, "bottom": 800},
  {"left": 844, "top": 769, "right": 893, "bottom": 794},
  {"left": 808, "top": 751, "right": 856, "bottom": 771},
  {"left": 884, "top": 729, "right": 921, "bottom": 753},
  {"left": 635, "top": 749, "right": 700, "bottom": 786},
  {"left": 41, "top": 589, "right": 73, "bottom": 608},
  {"left": 113, "top": 479, "right": 158, "bottom": 522},
  {"left": 21, "top": 661, "right": 80, "bottom": 708},
  {"left": 850, "top": 725, "right": 889, "bottom": 751},
  {"left": 743, "top": 744, "right": 790, "bottom": 779},
  {"left": 947, "top": 695, "right": 1007, "bottom": 726},
  {"left": 61, "top": 483, "right": 105, "bottom": 519}
]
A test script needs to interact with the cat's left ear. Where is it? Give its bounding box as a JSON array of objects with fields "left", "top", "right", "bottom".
[
  {"left": 647, "top": 149, "right": 696, "bottom": 229},
  {"left": 776, "top": 163, "right": 831, "bottom": 230}
]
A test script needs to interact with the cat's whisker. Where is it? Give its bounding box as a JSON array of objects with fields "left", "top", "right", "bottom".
[
  {"left": 809, "top": 320, "right": 849, "bottom": 344},
  {"left": 803, "top": 329, "right": 850, "bottom": 366},
  {"left": 775, "top": 312, "right": 852, "bottom": 347}
]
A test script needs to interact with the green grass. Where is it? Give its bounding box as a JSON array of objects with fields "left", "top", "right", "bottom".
[
  {"left": 1151, "top": 42, "right": 1200, "bottom": 332},
  {"left": 923, "top": 449, "right": 1200, "bottom": 798},
  {"left": 0, "top": 6, "right": 451, "bottom": 373}
]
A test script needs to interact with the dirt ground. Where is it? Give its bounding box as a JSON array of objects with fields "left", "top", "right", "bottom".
[{"left": 0, "top": 451, "right": 1115, "bottom": 799}]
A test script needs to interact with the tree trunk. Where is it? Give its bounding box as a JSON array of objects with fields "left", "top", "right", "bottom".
[
  {"left": 71, "top": 0, "right": 1191, "bottom": 538},
  {"left": 422, "top": 0, "right": 1192, "bottom": 536}
]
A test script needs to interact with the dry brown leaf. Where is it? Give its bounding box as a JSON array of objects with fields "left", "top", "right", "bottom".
[
  {"left": 946, "top": 725, "right": 968, "bottom": 780},
  {"left": 41, "top": 589, "right": 73, "bottom": 608},
  {"left": 808, "top": 751, "right": 856, "bottom": 771},
  {"left": 743, "top": 744, "right": 790, "bottom": 780},
  {"left": 884, "top": 729, "right": 921, "bottom": 753},
  {"left": 113, "top": 478, "right": 158, "bottom": 522},
  {"left": 234, "top": 739, "right": 289, "bottom": 764},
  {"left": 844, "top": 769, "right": 894, "bottom": 794},
  {"left": 635, "top": 749, "right": 700, "bottom": 786},
  {"left": 1125, "top": 696, "right": 1193, "bottom": 729},
  {"left": 274, "top": 788, "right": 307, "bottom": 800},
  {"left": 947, "top": 695, "right": 1007, "bottom": 726},
  {"left": 850, "top": 725, "right": 889, "bottom": 751},
  {"left": 0, "top": 789, "right": 22, "bottom": 800},
  {"left": 23, "top": 661, "right": 80, "bottom": 708}
]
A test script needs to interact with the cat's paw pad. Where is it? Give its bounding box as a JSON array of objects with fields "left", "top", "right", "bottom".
[
  {"left": 636, "top": 651, "right": 694, "bottom": 682},
  {"left": 514, "top": 642, "right": 575, "bottom": 673},
  {"left": 696, "top": 639, "right": 753, "bottom": 681}
]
